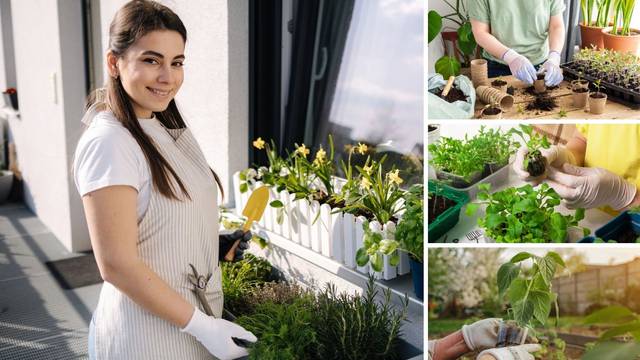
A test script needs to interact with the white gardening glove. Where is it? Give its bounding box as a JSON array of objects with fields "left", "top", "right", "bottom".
[
  {"left": 546, "top": 163, "right": 638, "bottom": 210},
  {"left": 462, "top": 318, "right": 502, "bottom": 351},
  {"left": 503, "top": 49, "right": 537, "bottom": 85},
  {"left": 540, "top": 51, "right": 563, "bottom": 86},
  {"left": 477, "top": 344, "right": 542, "bottom": 360},
  {"left": 513, "top": 145, "right": 575, "bottom": 182},
  {"left": 181, "top": 308, "right": 257, "bottom": 360}
]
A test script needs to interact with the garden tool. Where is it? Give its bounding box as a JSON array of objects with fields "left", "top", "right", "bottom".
[{"left": 223, "top": 186, "right": 269, "bottom": 261}]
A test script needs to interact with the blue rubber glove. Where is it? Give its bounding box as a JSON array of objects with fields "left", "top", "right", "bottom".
[
  {"left": 540, "top": 51, "right": 563, "bottom": 86},
  {"left": 502, "top": 49, "right": 537, "bottom": 85}
]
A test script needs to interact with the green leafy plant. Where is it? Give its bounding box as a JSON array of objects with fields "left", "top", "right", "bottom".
[
  {"left": 611, "top": 0, "right": 636, "bottom": 36},
  {"left": 221, "top": 253, "right": 274, "bottom": 314},
  {"left": 356, "top": 184, "right": 423, "bottom": 271},
  {"left": 582, "top": 305, "right": 640, "bottom": 360},
  {"left": 313, "top": 276, "right": 408, "bottom": 359},
  {"left": 428, "top": 0, "right": 477, "bottom": 74},
  {"left": 466, "top": 183, "right": 588, "bottom": 243},
  {"left": 497, "top": 251, "right": 565, "bottom": 328},
  {"left": 510, "top": 124, "right": 551, "bottom": 177},
  {"left": 581, "top": 0, "right": 614, "bottom": 27}
]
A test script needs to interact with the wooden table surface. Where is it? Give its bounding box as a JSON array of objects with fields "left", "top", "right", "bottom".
[{"left": 474, "top": 75, "right": 640, "bottom": 119}]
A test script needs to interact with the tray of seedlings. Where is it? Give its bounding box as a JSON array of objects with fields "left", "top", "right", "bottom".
[{"left": 561, "top": 47, "right": 640, "bottom": 109}]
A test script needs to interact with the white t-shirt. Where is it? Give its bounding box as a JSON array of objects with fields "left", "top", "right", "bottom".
[{"left": 73, "top": 111, "right": 175, "bottom": 220}]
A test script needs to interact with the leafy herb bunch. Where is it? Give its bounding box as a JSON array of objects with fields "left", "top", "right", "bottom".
[
  {"left": 511, "top": 124, "right": 551, "bottom": 177},
  {"left": 466, "top": 183, "right": 588, "bottom": 243}
]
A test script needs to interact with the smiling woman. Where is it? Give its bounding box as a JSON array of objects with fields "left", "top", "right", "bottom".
[{"left": 73, "top": 1, "right": 256, "bottom": 359}]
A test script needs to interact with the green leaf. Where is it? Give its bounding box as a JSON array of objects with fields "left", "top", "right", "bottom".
[
  {"left": 510, "top": 252, "right": 533, "bottom": 264},
  {"left": 583, "top": 341, "right": 640, "bottom": 360},
  {"left": 239, "top": 172, "right": 247, "bottom": 181},
  {"left": 600, "top": 321, "right": 640, "bottom": 341},
  {"left": 497, "top": 262, "right": 520, "bottom": 297},
  {"left": 370, "top": 252, "right": 383, "bottom": 272},
  {"left": 549, "top": 213, "right": 568, "bottom": 242},
  {"left": 574, "top": 208, "right": 586, "bottom": 221},
  {"left": 507, "top": 278, "right": 527, "bottom": 303},
  {"left": 457, "top": 22, "right": 477, "bottom": 56},
  {"left": 356, "top": 248, "right": 369, "bottom": 267},
  {"left": 253, "top": 236, "right": 268, "bottom": 249},
  {"left": 465, "top": 203, "right": 480, "bottom": 216},
  {"left": 485, "top": 213, "right": 505, "bottom": 229},
  {"left": 239, "top": 183, "right": 248, "bottom": 193},
  {"left": 276, "top": 208, "right": 284, "bottom": 224},
  {"left": 435, "top": 56, "right": 461, "bottom": 79},
  {"left": 269, "top": 200, "right": 284, "bottom": 208},
  {"left": 538, "top": 255, "right": 557, "bottom": 285},
  {"left": 390, "top": 252, "right": 400, "bottom": 266},
  {"left": 512, "top": 298, "right": 534, "bottom": 327},
  {"left": 545, "top": 251, "right": 566, "bottom": 268},
  {"left": 584, "top": 305, "right": 637, "bottom": 325},
  {"left": 427, "top": 10, "right": 443, "bottom": 43},
  {"left": 530, "top": 289, "right": 552, "bottom": 326}
]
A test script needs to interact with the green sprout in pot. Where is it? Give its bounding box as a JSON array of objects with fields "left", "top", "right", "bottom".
[
  {"left": 466, "top": 183, "right": 589, "bottom": 243},
  {"left": 510, "top": 124, "right": 551, "bottom": 177}
]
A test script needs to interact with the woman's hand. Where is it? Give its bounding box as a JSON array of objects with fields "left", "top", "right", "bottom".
[
  {"left": 219, "top": 229, "right": 252, "bottom": 262},
  {"left": 181, "top": 308, "right": 256, "bottom": 360},
  {"left": 540, "top": 51, "right": 563, "bottom": 86}
]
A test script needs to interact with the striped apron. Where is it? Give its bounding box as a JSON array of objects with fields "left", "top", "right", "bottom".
[{"left": 92, "top": 125, "right": 222, "bottom": 359}]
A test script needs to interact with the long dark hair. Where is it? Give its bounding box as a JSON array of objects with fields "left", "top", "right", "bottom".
[{"left": 86, "top": 0, "right": 223, "bottom": 201}]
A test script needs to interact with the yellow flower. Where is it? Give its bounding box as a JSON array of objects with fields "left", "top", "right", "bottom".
[
  {"left": 360, "top": 177, "right": 372, "bottom": 190},
  {"left": 387, "top": 169, "right": 403, "bottom": 185},
  {"left": 362, "top": 164, "right": 373, "bottom": 175},
  {"left": 253, "top": 137, "right": 265, "bottom": 149},
  {"left": 296, "top": 144, "right": 310, "bottom": 158},
  {"left": 356, "top": 142, "right": 368, "bottom": 155},
  {"left": 313, "top": 147, "right": 326, "bottom": 166},
  {"left": 344, "top": 144, "right": 354, "bottom": 154}
]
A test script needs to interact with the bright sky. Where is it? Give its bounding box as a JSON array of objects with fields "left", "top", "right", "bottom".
[{"left": 501, "top": 248, "right": 640, "bottom": 266}]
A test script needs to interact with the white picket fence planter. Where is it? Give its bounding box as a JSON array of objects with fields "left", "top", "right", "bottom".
[{"left": 232, "top": 171, "right": 410, "bottom": 280}]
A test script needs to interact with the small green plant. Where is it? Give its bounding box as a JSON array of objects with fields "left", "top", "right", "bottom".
[
  {"left": 221, "top": 253, "right": 273, "bottom": 314},
  {"left": 510, "top": 124, "right": 551, "bottom": 177},
  {"left": 611, "top": 0, "right": 636, "bottom": 36},
  {"left": 582, "top": 305, "right": 640, "bottom": 360},
  {"left": 558, "top": 109, "right": 568, "bottom": 118},
  {"left": 466, "top": 183, "right": 589, "bottom": 243},
  {"left": 497, "top": 251, "right": 565, "bottom": 328}
]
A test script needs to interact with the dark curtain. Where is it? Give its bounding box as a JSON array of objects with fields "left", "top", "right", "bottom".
[
  {"left": 249, "top": 0, "right": 282, "bottom": 167},
  {"left": 561, "top": 0, "right": 582, "bottom": 62},
  {"left": 283, "top": 0, "right": 355, "bottom": 150}
]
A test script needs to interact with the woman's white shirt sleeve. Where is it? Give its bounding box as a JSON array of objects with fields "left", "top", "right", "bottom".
[{"left": 73, "top": 124, "right": 142, "bottom": 197}]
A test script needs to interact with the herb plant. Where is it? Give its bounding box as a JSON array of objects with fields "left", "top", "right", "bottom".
[
  {"left": 497, "top": 251, "right": 565, "bottom": 328},
  {"left": 510, "top": 124, "right": 551, "bottom": 177},
  {"left": 466, "top": 183, "right": 588, "bottom": 243},
  {"left": 221, "top": 253, "right": 274, "bottom": 315}
]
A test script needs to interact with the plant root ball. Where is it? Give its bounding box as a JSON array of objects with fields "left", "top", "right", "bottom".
[{"left": 527, "top": 151, "right": 546, "bottom": 177}]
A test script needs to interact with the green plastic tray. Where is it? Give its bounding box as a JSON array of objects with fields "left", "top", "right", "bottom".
[{"left": 428, "top": 180, "right": 469, "bottom": 242}]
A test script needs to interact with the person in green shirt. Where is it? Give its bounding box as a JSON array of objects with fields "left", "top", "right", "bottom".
[{"left": 469, "top": 0, "right": 566, "bottom": 86}]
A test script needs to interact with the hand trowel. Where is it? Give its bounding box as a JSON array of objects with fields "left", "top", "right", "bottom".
[{"left": 223, "top": 186, "right": 269, "bottom": 261}]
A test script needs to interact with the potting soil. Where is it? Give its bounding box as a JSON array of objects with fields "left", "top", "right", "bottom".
[
  {"left": 526, "top": 94, "right": 558, "bottom": 112},
  {"left": 436, "top": 87, "right": 467, "bottom": 103},
  {"left": 483, "top": 106, "right": 501, "bottom": 115},
  {"left": 526, "top": 151, "right": 546, "bottom": 177},
  {"left": 491, "top": 79, "right": 507, "bottom": 86},
  {"left": 428, "top": 193, "right": 457, "bottom": 224},
  {"left": 614, "top": 227, "right": 639, "bottom": 243},
  {"left": 524, "top": 85, "right": 559, "bottom": 96}
]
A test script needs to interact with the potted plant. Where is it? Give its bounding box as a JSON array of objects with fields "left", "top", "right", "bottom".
[
  {"left": 428, "top": 179, "right": 468, "bottom": 241},
  {"left": 465, "top": 183, "right": 589, "bottom": 243},
  {"left": 602, "top": 0, "right": 639, "bottom": 54},
  {"left": 428, "top": 0, "right": 478, "bottom": 77},
  {"left": 510, "top": 124, "right": 551, "bottom": 177},
  {"left": 356, "top": 184, "right": 423, "bottom": 299},
  {"left": 589, "top": 78, "right": 608, "bottom": 114},
  {"left": 580, "top": 0, "right": 613, "bottom": 49}
]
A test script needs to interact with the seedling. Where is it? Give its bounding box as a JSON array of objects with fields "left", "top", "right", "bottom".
[
  {"left": 558, "top": 109, "right": 568, "bottom": 118},
  {"left": 466, "top": 183, "right": 589, "bottom": 243},
  {"left": 510, "top": 124, "right": 551, "bottom": 177}
]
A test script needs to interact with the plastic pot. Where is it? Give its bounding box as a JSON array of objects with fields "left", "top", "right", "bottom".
[
  {"left": 436, "top": 169, "right": 483, "bottom": 188},
  {"left": 602, "top": 27, "right": 640, "bottom": 56},
  {"left": 428, "top": 180, "right": 469, "bottom": 242},
  {"left": 594, "top": 211, "right": 640, "bottom": 242},
  {"left": 588, "top": 93, "right": 607, "bottom": 114},
  {"left": 409, "top": 257, "right": 423, "bottom": 300},
  {"left": 572, "top": 88, "right": 589, "bottom": 108},
  {"left": 580, "top": 23, "right": 606, "bottom": 49}
]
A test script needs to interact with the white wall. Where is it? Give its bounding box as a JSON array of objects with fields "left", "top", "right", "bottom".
[
  {"left": 99, "top": 0, "right": 249, "bottom": 207},
  {"left": 427, "top": 0, "right": 465, "bottom": 73},
  {"left": 9, "top": 0, "right": 89, "bottom": 251}
]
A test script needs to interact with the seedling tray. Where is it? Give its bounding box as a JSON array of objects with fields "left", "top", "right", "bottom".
[
  {"left": 441, "top": 161, "right": 512, "bottom": 201},
  {"left": 593, "top": 211, "right": 640, "bottom": 242},
  {"left": 428, "top": 180, "right": 469, "bottom": 242},
  {"left": 561, "top": 61, "right": 640, "bottom": 109}
]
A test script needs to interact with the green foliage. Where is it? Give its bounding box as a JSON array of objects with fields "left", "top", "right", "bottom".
[
  {"left": 583, "top": 305, "right": 640, "bottom": 360},
  {"left": 509, "top": 124, "right": 551, "bottom": 171},
  {"left": 221, "top": 253, "right": 273, "bottom": 314},
  {"left": 313, "top": 276, "right": 407, "bottom": 360},
  {"left": 236, "top": 297, "right": 319, "bottom": 360},
  {"left": 611, "top": 0, "right": 636, "bottom": 36},
  {"left": 428, "top": 1, "right": 477, "bottom": 65},
  {"left": 427, "top": 10, "right": 442, "bottom": 43},
  {"left": 435, "top": 56, "right": 461, "bottom": 78},
  {"left": 497, "top": 251, "right": 565, "bottom": 328},
  {"left": 466, "top": 183, "right": 588, "bottom": 243},
  {"left": 429, "top": 126, "right": 518, "bottom": 182}
]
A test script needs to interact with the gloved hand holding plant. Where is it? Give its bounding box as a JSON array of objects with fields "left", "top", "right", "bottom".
[{"left": 511, "top": 125, "right": 552, "bottom": 179}]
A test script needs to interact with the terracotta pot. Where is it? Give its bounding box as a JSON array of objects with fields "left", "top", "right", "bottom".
[
  {"left": 589, "top": 93, "right": 607, "bottom": 114},
  {"left": 602, "top": 27, "right": 640, "bottom": 55},
  {"left": 476, "top": 85, "right": 514, "bottom": 109},
  {"left": 470, "top": 59, "right": 489, "bottom": 88},
  {"left": 580, "top": 23, "right": 606, "bottom": 49},
  {"left": 572, "top": 88, "right": 589, "bottom": 108},
  {"left": 482, "top": 106, "right": 503, "bottom": 119}
]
